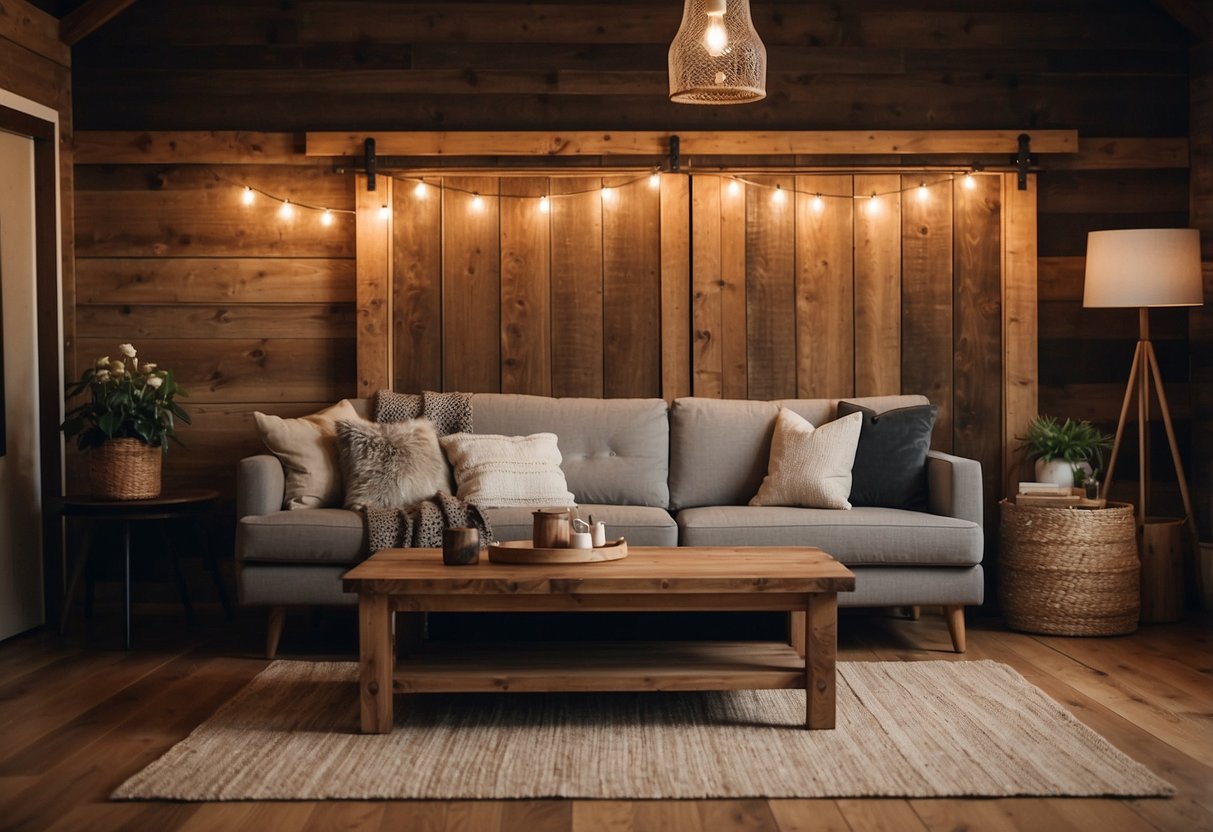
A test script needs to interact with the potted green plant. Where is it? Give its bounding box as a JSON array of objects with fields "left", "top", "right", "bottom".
[
  {"left": 1020, "top": 415, "right": 1112, "bottom": 489},
  {"left": 61, "top": 343, "right": 190, "bottom": 500}
]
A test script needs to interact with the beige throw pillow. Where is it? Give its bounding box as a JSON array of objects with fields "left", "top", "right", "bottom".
[
  {"left": 749, "top": 409, "right": 863, "bottom": 510},
  {"left": 336, "top": 419, "right": 450, "bottom": 510},
  {"left": 254, "top": 400, "right": 360, "bottom": 509},
  {"left": 439, "top": 432, "right": 576, "bottom": 508}
]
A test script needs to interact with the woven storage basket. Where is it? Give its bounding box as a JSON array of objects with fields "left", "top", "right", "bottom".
[
  {"left": 90, "top": 438, "right": 162, "bottom": 500},
  {"left": 999, "top": 499, "right": 1139, "bottom": 636}
]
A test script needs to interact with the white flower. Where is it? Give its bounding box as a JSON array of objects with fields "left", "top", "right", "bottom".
[
  {"left": 147, "top": 375, "right": 164, "bottom": 389},
  {"left": 119, "top": 343, "right": 137, "bottom": 358},
  {"left": 131, "top": 357, "right": 138, "bottom": 372},
  {"left": 110, "top": 360, "right": 125, "bottom": 376},
  {"left": 94, "top": 369, "right": 110, "bottom": 382},
  {"left": 95, "top": 355, "right": 110, "bottom": 369},
  {"left": 141, "top": 363, "right": 157, "bottom": 373}
]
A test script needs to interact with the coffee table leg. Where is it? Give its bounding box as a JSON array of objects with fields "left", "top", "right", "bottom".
[
  {"left": 359, "top": 593, "right": 394, "bottom": 734},
  {"left": 804, "top": 592, "right": 838, "bottom": 729}
]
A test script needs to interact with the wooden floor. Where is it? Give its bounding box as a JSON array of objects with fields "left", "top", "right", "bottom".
[{"left": 1, "top": 604, "right": 1210, "bottom": 832}]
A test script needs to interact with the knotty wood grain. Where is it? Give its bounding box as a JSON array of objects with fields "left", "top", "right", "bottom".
[
  {"left": 744, "top": 175, "right": 796, "bottom": 401},
  {"left": 358, "top": 593, "right": 394, "bottom": 733},
  {"left": 853, "top": 174, "right": 902, "bottom": 397},
  {"left": 549, "top": 177, "right": 604, "bottom": 398},
  {"left": 392, "top": 173, "right": 443, "bottom": 392},
  {"left": 442, "top": 176, "right": 501, "bottom": 392},
  {"left": 691, "top": 174, "right": 723, "bottom": 398},
  {"left": 660, "top": 173, "right": 691, "bottom": 401},
  {"left": 75, "top": 257, "right": 356, "bottom": 304},
  {"left": 602, "top": 178, "right": 661, "bottom": 398},
  {"left": 356, "top": 174, "right": 393, "bottom": 397},
  {"left": 499, "top": 177, "right": 551, "bottom": 396},
  {"left": 795, "top": 174, "right": 854, "bottom": 399}
]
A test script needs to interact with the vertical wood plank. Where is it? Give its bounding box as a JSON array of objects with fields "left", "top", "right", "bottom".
[
  {"left": 1002, "top": 173, "right": 1039, "bottom": 496},
  {"left": 745, "top": 174, "right": 796, "bottom": 401},
  {"left": 358, "top": 593, "right": 394, "bottom": 734},
  {"left": 442, "top": 176, "right": 500, "bottom": 392},
  {"left": 691, "top": 174, "right": 723, "bottom": 398},
  {"left": 901, "top": 172, "right": 954, "bottom": 448},
  {"left": 853, "top": 174, "right": 902, "bottom": 397},
  {"left": 954, "top": 173, "right": 1003, "bottom": 564},
  {"left": 550, "top": 177, "right": 604, "bottom": 398},
  {"left": 602, "top": 177, "right": 661, "bottom": 398},
  {"left": 720, "top": 175, "right": 748, "bottom": 400},
  {"left": 500, "top": 177, "right": 551, "bottom": 395},
  {"left": 660, "top": 173, "right": 691, "bottom": 401},
  {"left": 392, "top": 174, "right": 442, "bottom": 392},
  {"left": 795, "top": 174, "right": 854, "bottom": 399},
  {"left": 805, "top": 593, "right": 838, "bottom": 729},
  {"left": 355, "top": 174, "right": 392, "bottom": 397}
]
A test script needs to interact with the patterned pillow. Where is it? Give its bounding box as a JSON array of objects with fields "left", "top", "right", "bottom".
[
  {"left": 336, "top": 419, "right": 451, "bottom": 510},
  {"left": 439, "top": 432, "right": 576, "bottom": 508},
  {"left": 749, "top": 409, "right": 862, "bottom": 509}
]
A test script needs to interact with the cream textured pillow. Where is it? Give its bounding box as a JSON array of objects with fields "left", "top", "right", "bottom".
[
  {"left": 439, "top": 432, "right": 576, "bottom": 508},
  {"left": 254, "top": 400, "right": 360, "bottom": 509},
  {"left": 336, "top": 419, "right": 451, "bottom": 510},
  {"left": 749, "top": 409, "right": 863, "bottom": 510}
]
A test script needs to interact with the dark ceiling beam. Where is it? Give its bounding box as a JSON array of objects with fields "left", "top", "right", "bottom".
[
  {"left": 59, "top": 0, "right": 138, "bottom": 46},
  {"left": 1150, "top": 0, "right": 1211, "bottom": 41}
]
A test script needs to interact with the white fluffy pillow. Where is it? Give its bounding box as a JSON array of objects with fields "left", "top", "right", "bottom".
[
  {"left": 749, "top": 409, "right": 863, "bottom": 510},
  {"left": 439, "top": 432, "right": 576, "bottom": 508},
  {"left": 254, "top": 400, "right": 360, "bottom": 509},
  {"left": 336, "top": 418, "right": 451, "bottom": 510}
]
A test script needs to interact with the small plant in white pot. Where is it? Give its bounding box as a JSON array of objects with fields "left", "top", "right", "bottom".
[{"left": 1021, "top": 415, "right": 1112, "bottom": 489}]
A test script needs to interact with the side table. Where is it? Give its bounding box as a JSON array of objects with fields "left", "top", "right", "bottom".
[{"left": 58, "top": 489, "right": 232, "bottom": 648}]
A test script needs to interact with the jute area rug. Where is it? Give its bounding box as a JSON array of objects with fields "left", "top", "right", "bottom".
[{"left": 113, "top": 659, "right": 1172, "bottom": 801}]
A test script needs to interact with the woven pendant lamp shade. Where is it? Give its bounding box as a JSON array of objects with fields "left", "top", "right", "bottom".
[{"left": 669, "top": 0, "right": 766, "bottom": 104}]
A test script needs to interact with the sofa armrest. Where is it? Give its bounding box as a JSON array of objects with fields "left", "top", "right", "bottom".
[
  {"left": 237, "top": 454, "right": 285, "bottom": 518},
  {"left": 926, "top": 450, "right": 983, "bottom": 527}
]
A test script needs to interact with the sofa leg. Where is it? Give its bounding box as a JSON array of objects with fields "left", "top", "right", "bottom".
[
  {"left": 944, "top": 605, "right": 966, "bottom": 653},
  {"left": 266, "top": 605, "right": 286, "bottom": 660}
]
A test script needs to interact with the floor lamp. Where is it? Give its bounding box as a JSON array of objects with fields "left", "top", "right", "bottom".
[{"left": 1083, "top": 228, "right": 1205, "bottom": 610}]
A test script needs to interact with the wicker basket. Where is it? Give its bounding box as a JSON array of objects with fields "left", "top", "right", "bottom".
[
  {"left": 89, "top": 438, "right": 162, "bottom": 500},
  {"left": 999, "top": 499, "right": 1139, "bottom": 636}
]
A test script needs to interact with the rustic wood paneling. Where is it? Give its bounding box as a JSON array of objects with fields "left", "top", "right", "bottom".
[
  {"left": 442, "top": 176, "right": 501, "bottom": 393},
  {"left": 76, "top": 303, "right": 355, "bottom": 340},
  {"left": 391, "top": 175, "right": 443, "bottom": 392},
  {"left": 795, "top": 174, "right": 854, "bottom": 399},
  {"left": 355, "top": 174, "right": 392, "bottom": 396},
  {"left": 719, "top": 177, "right": 749, "bottom": 401},
  {"left": 901, "top": 173, "right": 954, "bottom": 449},
  {"left": 499, "top": 177, "right": 551, "bottom": 396},
  {"left": 549, "top": 177, "right": 604, "bottom": 398},
  {"left": 691, "top": 175, "right": 723, "bottom": 398},
  {"left": 745, "top": 175, "right": 796, "bottom": 401},
  {"left": 602, "top": 178, "right": 661, "bottom": 398},
  {"left": 659, "top": 174, "right": 691, "bottom": 401},
  {"left": 853, "top": 174, "right": 902, "bottom": 397},
  {"left": 75, "top": 258, "right": 356, "bottom": 304},
  {"left": 1002, "top": 174, "right": 1040, "bottom": 495}
]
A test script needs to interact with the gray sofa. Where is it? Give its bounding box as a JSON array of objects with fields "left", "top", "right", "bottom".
[{"left": 236, "top": 393, "right": 984, "bottom": 657}]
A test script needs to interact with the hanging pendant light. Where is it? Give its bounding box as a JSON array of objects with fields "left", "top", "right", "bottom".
[{"left": 668, "top": 0, "right": 767, "bottom": 104}]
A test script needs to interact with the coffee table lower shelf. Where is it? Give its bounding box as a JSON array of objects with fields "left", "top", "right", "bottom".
[{"left": 392, "top": 640, "right": 808, "bottom": 693}]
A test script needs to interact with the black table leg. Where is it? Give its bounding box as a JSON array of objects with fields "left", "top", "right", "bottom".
[
  {"left": 162, "top": 521, "right": 194, "bottom": 624},
  {"left": 123, "top": 519, "right": 132, "bottom": 650},
  {"left": 59, "top": 519, "right": 95, "bottom": 635}
]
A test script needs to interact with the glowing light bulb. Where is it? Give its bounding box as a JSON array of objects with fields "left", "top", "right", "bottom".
[
  {"left": 601, "top": 186, "right": 615, "bottom": 202},
  {"left": 241, "top": 186, "right": 254, "bottom": 205},
  {"left": 649, "top": 172, "right": 661, "bottom": 189},
  {"left": 414, "top": 180, "right": 427, "bottom": 198},
  {"left": 772, "top": 185, "right": 786, "bottom": 205},
  {"left": 378, "top": 204, "right": 390, "bottom": 221},
  {"left": 539, "top": 195, "right": 550, "bottom": 213},
  {"left": 279, "top": 200, "right": 294, "bottom": 220},
  {"left": 866, "top": 194, "right": 880, "bottom": 215},
  {"left": 812, "top": 194, "right": 824, "bottom": 213},
  {"left": 963, "top": 172, "right": 976, "bottom": 190},
  {"left": 703, "top": 0, "right": 729, "bottom": 57},
  {"left": 471, "top": 193, "right": 484, "bottom": 211},
  {"left": 917, "top": 182, "right": 929, "bottom": 202},
  {"left": 321, "top": 209, "right": 334, "bottom": 226},
  {"left": 727, "top": 179, "right": 741, "bottom": 197}
]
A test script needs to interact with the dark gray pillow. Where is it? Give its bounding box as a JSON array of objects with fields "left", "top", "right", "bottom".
[{"left": 837, "top": 401, "right": 938, "bottom": 510}]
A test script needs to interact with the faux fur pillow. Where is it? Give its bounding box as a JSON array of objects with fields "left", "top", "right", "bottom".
[
  {"left": 336, "top": 419, "right": 451, "bottom": 510},
  {"left": 254, "top": 400, "right": 360, "bottom": 509},
  {"left": 439, "top": 432, "right": 576, "bottom": 508},
  {"left": 749, "top": 409, "right": 863, "bottom": 510}
]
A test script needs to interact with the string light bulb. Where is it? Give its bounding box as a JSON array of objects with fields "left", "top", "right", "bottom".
[
  {"left": 772, "top": 184, "right": 786, "bottom": 205},
  {"left": 278, "top": 200, "right": 294, "bottom": 220},
  {"left": 414, "top": 180, "right": 427, "bottom": 198},
  {"left": 241, "top": 186, "right": 255, "bottom": 206},
  {"left": 470, "top": 193, "right": 484, "bottom": 212},
  {"left": 963, "top": 172, "right": 976, "bottom": 190},
  {"left": 539, "top": 195, "right": 550, "bottom": 214},
  {"left": 321, "top": 209, "right": 333, "bottom": 227},
  {"left": 812, "top": 193, "right": 824, "bottom": 213},
  {"left": 727, "top": 179, "right": 741, "bottom": 197},
  {"left": 866, "top": 194, "right": 880, "bottom": 216},
  {"left": 378, "top": 204, "right": 390, "bottom": 221},
  {"left": 601, "top": 186, "right": 616, "bottom": 202},
  {"left": 917, "top": 181, "right": 929, "bottom": 202},
  {"left": 703, "top": 0, "right": 729, "bottom": 57},
  {"left": 649, "top": 172, "right": 661, "bottom": 189}
]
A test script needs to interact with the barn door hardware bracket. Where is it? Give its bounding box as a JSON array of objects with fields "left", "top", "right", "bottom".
[
  {"left": 365, "top": 138, "right": 377, "bottom": 191},
  {"left": 1013, "top": 134, "right": 1032, "bottom": 190},
  {"left": 668, "top": 135, "right": 681, "bottom": 172}
]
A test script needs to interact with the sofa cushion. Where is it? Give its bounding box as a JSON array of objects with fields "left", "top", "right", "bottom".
[
  {"left": 336, "top": 418, "right": 451, "bottom": 509},
  {"left": 237, "top": 509, "right": 366, "bottom": 565},
  {"left": 483, "top": 504, "right": 679, "bottom": 547},
  {"left": 440, "top": 431, "right": 577, "bottom": 508},
  {"left": 470, "top": 393, "right": 669, "bottom": 507},
  {"left": 669, "top": 395, "right": 930, "bottom": 510},
  {"left": 254, "top": 400, "right": 360, "bottom": 509},
  {"left": 839, "top": 400, "right": 937, "bottom": 510},
  {"left": 675, "top": 505, "right": 982, "bottom": 566},
  {"left": 750, "top": 409, "right": 862, "bottom": 510}
]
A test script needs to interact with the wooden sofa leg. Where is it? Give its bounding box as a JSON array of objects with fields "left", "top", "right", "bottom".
[
  {"left": 266, "top": 605, "right": 286, "bottom": 660},
  {"left": 944, "top": 605, "right": 966, "bottom": 653},
  {"left": 909, "top": 605, "right": 921, "bottom": 620}
]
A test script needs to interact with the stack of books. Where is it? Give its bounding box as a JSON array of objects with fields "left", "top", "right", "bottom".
[{"left": 1015, "top": 482, "right": 1083, "bottom": 507}]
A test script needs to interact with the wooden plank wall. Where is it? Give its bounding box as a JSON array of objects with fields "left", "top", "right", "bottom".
[{"left": 71, "top": 140, "right": 357, "bottom": 495}]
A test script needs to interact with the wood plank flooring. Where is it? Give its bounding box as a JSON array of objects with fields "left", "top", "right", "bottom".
[{"left": 1, "top": 606, "right": 1209, "bottom": 832}]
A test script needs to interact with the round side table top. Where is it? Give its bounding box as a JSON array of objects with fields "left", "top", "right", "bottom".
[{"left": 59, "top": 489, "right": 221, "bottom": 517}]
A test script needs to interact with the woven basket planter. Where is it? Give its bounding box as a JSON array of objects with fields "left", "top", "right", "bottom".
[
  {"left": 999, "top": 499, "right": 1139, "bottom": 636},
  {"left": 89, "top": 438, "right": 162, "bottom": 500}
]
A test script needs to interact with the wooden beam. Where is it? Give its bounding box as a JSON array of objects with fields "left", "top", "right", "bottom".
[
  {"left": 73, "top": 131, "right": 304, "bottom": 165},
  {"left": 306, "top": 130, "right": 1079, "bottom": 159},
  {"left": 59, "top": 0, "right": 138, "bottom": 46},
  {"left": 0, "top": 0, "right": 70, "bottom": 65}
]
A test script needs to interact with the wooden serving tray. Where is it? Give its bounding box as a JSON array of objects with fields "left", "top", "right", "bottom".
[{"left": 488, "top": 539, "right": 628, "bottom": 564}]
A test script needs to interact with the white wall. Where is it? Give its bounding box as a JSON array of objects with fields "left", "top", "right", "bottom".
[{"left": 0, "top": 128, "right": 45, "bottom": 639}]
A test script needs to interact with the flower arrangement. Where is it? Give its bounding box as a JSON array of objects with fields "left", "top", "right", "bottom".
[{"left": 61, "top": 343, "right": 190, "bottom": 452}]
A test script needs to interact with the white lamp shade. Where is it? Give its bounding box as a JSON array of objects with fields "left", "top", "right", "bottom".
[{"left": 1083, "top": 228, "right": 1204, "bottom": 308}]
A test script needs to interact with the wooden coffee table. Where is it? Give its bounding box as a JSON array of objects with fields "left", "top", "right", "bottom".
[{"left": 342, "top": 546, "right": 855, "bottom": 734}]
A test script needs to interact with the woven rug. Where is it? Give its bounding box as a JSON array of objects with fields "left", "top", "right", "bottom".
[{"left": 113, "top": 659, "right": 1172, "bottom": 800}]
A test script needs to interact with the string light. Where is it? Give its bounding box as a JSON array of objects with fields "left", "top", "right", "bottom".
[
  {"left": 963, "top": 172, "right": 976, "bottom": 190},
  {"left": 727, "top": 179, "right": 741, "bottom": 197},
  {"left": 539, "top": 195, "right": 550, "bottom": 213},
  {"left": 414, "top": 180, "right": 428, "bottom": 198},
  {"left": 278, "top": 200, "right": 294, "bottom": 220},
  {"left": 917, "top": 181, "right": 929, "bottom": 202},
  {"left": 378, "top": 204, "right": 390, "bottom": 221},
  {"left": 471, "top": 193, "right": 484, "bottom": 211},
  {"left": 866, "top": 194, "right": 880, "bottom": 216},
  {"left": 772, "top": 185, "right": 786, "bottom": 205},
  {"left": 321, "top": 209, "right": 334, "bottom": 226},
  {"left": 602, "top": 186, "right": 616, "bottom": 202},
  {"left": 241, "top": 186, "right": 255, "bottom": 206},
  {"left": 812, "top": 193, "right": 824, "bottom": 213},
  {"left": 649, "top": 172, "right": 661, "bottom": 189}
]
